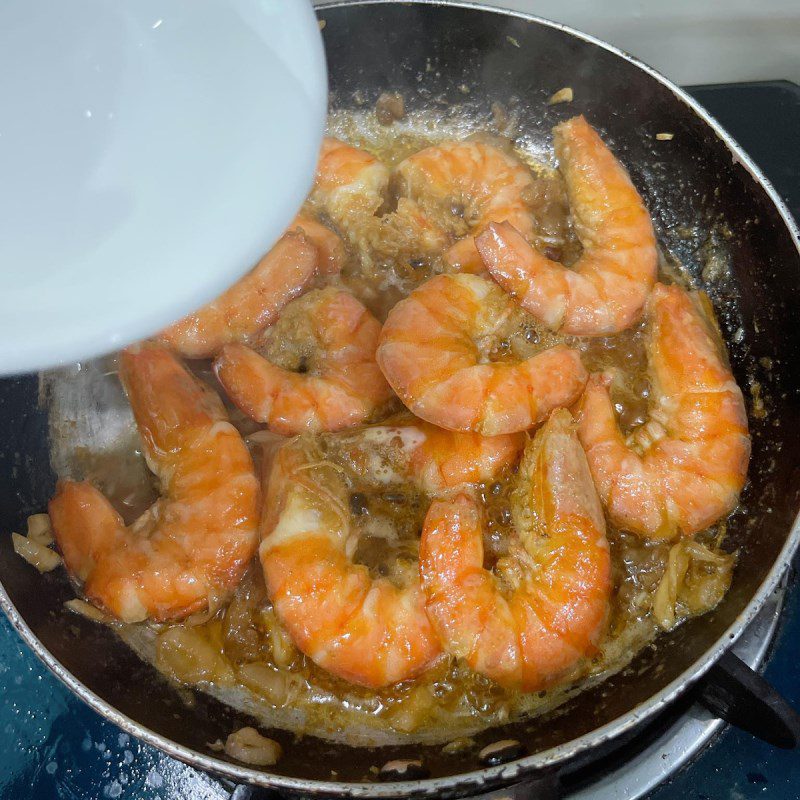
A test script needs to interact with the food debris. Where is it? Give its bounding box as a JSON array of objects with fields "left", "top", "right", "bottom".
[
  {"left": 547, "top": 87, "right": 574, "bottom": 105},
  {"left": 442, "top": 737, "right": 475, "bottom": 755},
  {"left": 12, "top": 532, "right": 61, "bottom": 572},
  {"left": 749, "top": 379, "right": 767, "bottom": 418},
  {"left": 27, "top": 513, "right": 54, "bottom": 545},
  {"left": 506, "top": 36, "right": 520, "bottom": 48},
  {"left": 656, "top": 132, "right": 675, "bottom": 141},
  {"left": 491, "top": 101, "right": 509, "bottom": 131},
  {"left": 224, "top": 727, "right": 282, "bottom": 766},
  {"left": 64, "top": 599, "right": 112, "bottom": 623},
  {"left": 375, "top": 92, "right": 405, "bottom": 126},
  {"left": 318, "top": 19, "right": 326, "bottom": 31}
]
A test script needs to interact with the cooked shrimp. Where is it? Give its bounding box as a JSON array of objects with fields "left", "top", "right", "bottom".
[
  {"left": 372, "top": 197, "right": 451, "bottom": 260},
  {"left": 158, "top": 231, "right": 318, "bottom": 359},
  {"left": 419, "top": 409, "right": 611, "bottom": 690},
  {"left": 215, "top": 288, "right": 394, "bottom": 435},
  {"left": 338, "top": 417, "right": 525, "bottom": 494},
  {"left": 476, "top": 115, "right": 657, "bottom": 335},
  {"left": 394, "top": 140, "right": 536, "bottom": 273},
  {"left": 260, "top": 438, "right": 442, "bottom": 688},
  {"left": 49, "top": 347, "right": 260, "bottom": 623},
  {"left": 288, "top": 212, "right": 346, "bottom": 276},
  {"left": 311, "top": 137, "right": 389, "bottom": 232},
  {"left": 376, "top": 273, "right": 587, "bottom": 435},
  {"left": 576, "top": 283, "right": 750, "bottom": 539},
  {"left": 408, "top": 422, "right": 525, "bottom": 493}
]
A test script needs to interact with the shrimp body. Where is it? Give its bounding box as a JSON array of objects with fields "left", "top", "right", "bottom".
[
  {"left": 49, "top": 348, "right": 260, "bottom": 623},
  {"left": 289, "top": 213, "right": 346, "bottom": 276},
  {"left": 260, "top": 439, "right": 442, "bottom": 688},
  {"left": 419, "top": 410, "right": 611, "bottom": 690},
  {"left": 377, "top": 273, "right": 587, "bottom": 435},
  {"left": 477, "top": 116, "right": 657, "bottom": 335},
  {"left": 396, "top": 140, "right": 536, "bottom": 273},
  {"left": 158, "top": 231, "right": 318, "bottom": 359},
  {"left": 312, "top": 137, "right": 390, "bottom": 232},
  {"left": 215, "top": 288, "right": 393, "bottom": 435},
  {"left": 408, "top": 422, "right": 525, "bottom": 494},
  {"left": 340, "top": 417, "right": 525, "bottom": 495},
  {"left": 577, "top": 283, "right": 750, "bottom": 538}
]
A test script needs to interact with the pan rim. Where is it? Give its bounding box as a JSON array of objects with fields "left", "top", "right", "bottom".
[{"left": 2, "top": 0, "right": 799, "bottom": 795}]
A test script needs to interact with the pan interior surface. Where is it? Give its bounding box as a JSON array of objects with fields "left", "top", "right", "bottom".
[{"left": 1, "top": 2, "right": 799, "bottom": 793}]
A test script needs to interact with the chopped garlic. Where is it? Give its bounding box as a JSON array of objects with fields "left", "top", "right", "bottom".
[
  {"left": 224, "top": 727, "right": 282, "bottom": 766},
  {"left": 64, "top": 599, "right": 112, "bottom": 623},
  {"left": 12, "top": 532, "right": 61, "bottom": 573},
  {"left": 27, "top": 513, "right": 54, "bottom": 545},
  {"left": 653, "top": 539, "right": 734, "bottom": 630},
  {"left": 547, "top": 87, "right": 574, "bottom": 105}
]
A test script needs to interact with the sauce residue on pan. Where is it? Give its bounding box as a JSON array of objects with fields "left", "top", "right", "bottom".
[{"left": 42, "top": 105, "right": 736, "bottom": 747}]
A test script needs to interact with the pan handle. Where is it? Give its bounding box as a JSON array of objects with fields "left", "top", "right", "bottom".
[{"left": 698, "top": 649, "right": 800, "bottom": 748}]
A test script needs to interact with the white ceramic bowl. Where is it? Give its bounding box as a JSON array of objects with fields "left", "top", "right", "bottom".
[{"left": 0, "top": 0, "right": 327, "bottom": 375}]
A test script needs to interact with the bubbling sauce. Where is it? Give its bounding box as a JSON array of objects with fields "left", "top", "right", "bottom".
[{"left": 47, "top": 107, "right": 735, "bottom": 747}]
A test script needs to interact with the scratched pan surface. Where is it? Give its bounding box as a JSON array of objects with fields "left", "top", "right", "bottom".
[{"left": 1, "top": 2, "right": 799, "bottom": 796}]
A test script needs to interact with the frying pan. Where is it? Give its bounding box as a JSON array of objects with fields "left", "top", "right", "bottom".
[{"left": 1, "top": 1, "right": 799, "bottom": 797}]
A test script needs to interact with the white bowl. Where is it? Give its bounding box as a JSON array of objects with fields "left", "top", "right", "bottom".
[{"left": 0, "top": 0, "right": 327, "bottom": 375}]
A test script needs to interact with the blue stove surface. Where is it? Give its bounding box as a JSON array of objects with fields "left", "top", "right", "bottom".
[{"left": 2, "top": 81, "right": 799, "bottom": 800}]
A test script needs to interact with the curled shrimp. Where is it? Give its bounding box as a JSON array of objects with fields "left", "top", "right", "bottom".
[
  {"left": 376, "top": 273, "right": 587, "bottom": 435},
  {"left": 48, "top": 347, "right": 260, "bottom": 623},
  {"left": 576, "top": 283, "right": 751, "bottom": 539},
  {"left": 311, "top": 137, "right": 389, "bottom": 233},
  {"left": 338, "top": 416, "right": 525, "bottom": 494},
  {"left": 260, "top": 438, "right": 442, "bottom": 688},
  {"left": 395, "top": 140, "right": 537, "bottom": 273},
  {"left": 419, "top": 409, "right": 611, "bottom": 690},
  {"left": 158, "top": 231, "right": 319, "bottom": 359},
  {"left": 288, "top": 212, "right": 346, "bottom": 276},
  {"left": 476, "top": 115, "right": 657, "bottom": 335},
  {"left": 407, "top": 421, "right": 525, "bottom": 493},
  {"left": 215, "top": 288, "right": 394, "bottom": 435}
]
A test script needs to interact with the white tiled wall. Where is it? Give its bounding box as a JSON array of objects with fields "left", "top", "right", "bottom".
[{"left": 316, "top": 0, "right": 800, "bottom": 85}]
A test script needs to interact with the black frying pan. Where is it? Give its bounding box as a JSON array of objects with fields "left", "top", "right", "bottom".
[{"left": 1, "top": 2, "right": 799, "bottom": 797}]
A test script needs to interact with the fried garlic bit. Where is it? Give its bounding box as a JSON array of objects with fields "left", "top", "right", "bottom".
[
  {"left": 653, "top": 539, "right": 735, "bottom": 630},
  {"left": 547, "top": 87, "right": 574, "bottom": 105},
  {"left": 12, "top": 534, "right": 60, "bottom": 572},
  {"left": 224, "top": 727, "right": 282, "bottom": 766}
]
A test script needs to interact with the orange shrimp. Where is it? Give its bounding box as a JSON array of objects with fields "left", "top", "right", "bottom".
[
  {"left": 215, "top": 288, "right": 394, "bottom": 435},
  {"left": 337, "top": 417, "right": 525, "bottom": 495},
  {"left": 576, "top": 283, "right": 751, "bottom": 539},
  {"left": 419, "top": 409, "right": 611, "bottom": 690},
  {"left": 311, "top": 137, "right": 389, "bottom": 230},
  {"left": 408, "top": 421, "right": 525, "bottom": 493},
  {"left": 376, "top": 273, "right": 587, "bottom": 435},
  {"left": 259, "top": 438, "right": 442, "bottom": 688},
  {"left": 48, "top": 347, "right": 260, "bottom": 623},
  {"left": 288, "top": 212, "right": 346, "bottom": 276},
  {"left": 395, "top": 140, "right": 537, "bottom": 273},
  {"left": 476, "top": 116, "right": 657, "bottom": 335},
  {"left": 158, "top": 231, "right": 318, "bottom": 359}
]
